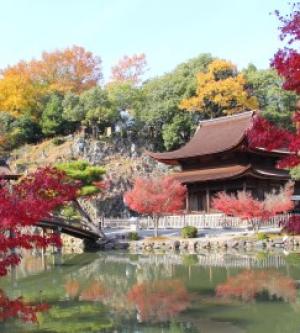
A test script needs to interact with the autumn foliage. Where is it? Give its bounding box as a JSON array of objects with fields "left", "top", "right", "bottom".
[
  {"left": 246, "top": 3, "right": 300, "bottom": 171},
  {"left": 127, "top": 279, "right": 190, "bottom": 322},
  {"left": 124, "top": 176, "right": 186, "bottom": 236},
  {"left": 248, "top": 112, "right": 300, "bottom": 169},
  {"left": 110, "top": 53, "right": 147, "bottom": 85},
  {"left": 0, "top": 46, "right": 102, "bottom": 116},
  {"left": 0, "top": 167, "right": 78, "bottom": 323},
  {"left": 216, "top": 270, "right": 296, "bottom": 302},
  {"left": 180, "top": 59, "right": 258, "bottom": 116},
  {"left": 0, "top": 167, "right": 78, "bottom": 276},
  {"left": 212, "top": 182, "right": 294, "bottom": 227},
  {"left": 0, "top": 290, "right": 49, "bottom": 322},
  {"left": 272, "top": 3, "right": 300, "bottom": 94}
]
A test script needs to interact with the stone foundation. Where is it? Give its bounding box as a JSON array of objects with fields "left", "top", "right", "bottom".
[
  {"left": 61, "top": 234, "right": 85, "bottom": 254},
  {"left": 129, "top": 236, "right": 300, "bottom": 252}
]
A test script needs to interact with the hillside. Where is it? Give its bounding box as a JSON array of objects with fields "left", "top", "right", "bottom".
[{"left": 9, "top": 134, "right": 171, "bottom": 217}]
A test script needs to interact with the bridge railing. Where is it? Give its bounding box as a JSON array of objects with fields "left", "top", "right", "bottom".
[{"left": 103, "top": 213, "right": 290, "bottom": 229}]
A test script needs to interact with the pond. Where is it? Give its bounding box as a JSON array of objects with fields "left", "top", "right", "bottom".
[{"left": 1, "top": 250, "right": 300, "bottom": 333}]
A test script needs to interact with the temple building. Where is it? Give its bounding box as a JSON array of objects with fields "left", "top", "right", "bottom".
[{"left": 148, "top": 111, "right": 293, "bottom": 212}]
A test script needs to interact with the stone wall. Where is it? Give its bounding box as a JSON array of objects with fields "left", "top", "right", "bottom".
[{"left": 129, "top": 235, "right": 300, "bottom": 252}]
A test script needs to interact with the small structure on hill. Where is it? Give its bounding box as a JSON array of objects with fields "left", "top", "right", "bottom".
[
  {"left": 0, "top": 160, "right": 19, "bottom": 180},
  {"left": 148, "top": 111, "right": 295, "bottom": 212}
]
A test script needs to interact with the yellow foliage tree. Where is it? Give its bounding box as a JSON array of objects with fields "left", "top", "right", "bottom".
[
  {"left": 0, "top": 46, "right": 101, "bottom": 117},
  {"left": 0, "top": 63, "right": 46, "bottom": 117},
  {"left": 179, "top": 60, "right": 258, "bottom": 117}
]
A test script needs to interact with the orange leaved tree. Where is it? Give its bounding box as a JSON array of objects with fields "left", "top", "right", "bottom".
[
  {"left": 124, "top": 176, "right": 186, "bottom": 237},
  {"left": 0, "top": 46, "right": 102, "bottom": 117}
]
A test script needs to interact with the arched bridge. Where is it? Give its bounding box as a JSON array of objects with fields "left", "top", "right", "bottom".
[{"left": 37, "top": 217, "right": 101, "bottom": 241}]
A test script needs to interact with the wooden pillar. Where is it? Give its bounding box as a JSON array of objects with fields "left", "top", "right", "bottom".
[
  {"left": 185, "top": 190, "right": 190, "bottom": 213},
  {"left": 206, "top": 188, "right": 210, "bottom": 213}
]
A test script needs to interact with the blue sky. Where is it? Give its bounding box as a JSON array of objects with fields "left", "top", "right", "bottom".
[{"left": 0, "top": 0, "right": 291, "bottom": 81}]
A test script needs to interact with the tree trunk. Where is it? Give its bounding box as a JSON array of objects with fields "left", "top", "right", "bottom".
[
  {"left": 73, "top": 199, "right": 106, "bottom": 239},
  {"left": 153, "top": 215, "right": 159, "bottom": 237}
]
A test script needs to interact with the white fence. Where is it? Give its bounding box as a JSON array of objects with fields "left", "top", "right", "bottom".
[{"left": 102, "top": 213, "right": 290, "bottom": 229}]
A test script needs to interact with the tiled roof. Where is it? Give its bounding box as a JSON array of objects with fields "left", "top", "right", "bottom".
[{"left": 148, "top": 111, "right": 254, "bottom": 163}]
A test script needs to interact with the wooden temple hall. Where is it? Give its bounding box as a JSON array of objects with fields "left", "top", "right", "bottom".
[{"left": 149, "top": 111, "right": 294, "bottom": 213}]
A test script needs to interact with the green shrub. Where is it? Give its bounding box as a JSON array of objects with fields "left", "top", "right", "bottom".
[
  {"left": 257, "top": 232, "right": 268, "bottom": 241},
  {"left": 181, "top": 226, "right": 198, "bottom": 238},
  {"left": 127, "top": 232, "right": 139, "bottom": 241},
  {"left": 52, "top": 137, "right": 65, "bottom": 145}
]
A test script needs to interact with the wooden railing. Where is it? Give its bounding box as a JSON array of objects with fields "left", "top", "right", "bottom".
[{"left": 103, "top": 213, "right": 290, "bottom": 229}]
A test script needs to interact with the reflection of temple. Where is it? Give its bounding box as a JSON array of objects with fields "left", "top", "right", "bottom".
[{"left": 149, "top": 112, "right": 294, "bottom": 212}]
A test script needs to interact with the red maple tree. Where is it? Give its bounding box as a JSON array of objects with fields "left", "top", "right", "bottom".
[
  {"left": 212, "top": 183, "right": 294, "bottom": 229},
  {"left": 0, "top": 167, "right": 78, "bottom": 277},
  {"left": 124, "top": 176, "right": 187, "bottom": 236},
  {"left": 248, "top": 111, "right": 300, "bottom": 169},
  {"left": 0, "top": 167, "right": 78, "bottom": 322},
  {"left": 272, "top": 3, "right": 300, "bottom": 94},
  {"left": 110, "top": 53, "right": 147, "bottom": 85},
  {"left": 246, "top": 30, "right": 300, "bottom": 163},
  {"left": 247, "top": 4, "right": 300, "bottom": 165}
]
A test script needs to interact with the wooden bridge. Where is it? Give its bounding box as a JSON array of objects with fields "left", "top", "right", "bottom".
[{"left": 37, "top": 217, "right": 101, "bottom": 241}]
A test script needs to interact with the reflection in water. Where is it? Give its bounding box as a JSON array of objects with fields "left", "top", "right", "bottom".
[
  {"left": 1, "top": 251, "right": 300, "bottom": 332},
  {"left": 0, "top": 289, "right": 48, "bottom": 322},
  {"left": 64, "top": 279, "right": 80, "bottom": 298},
  {"left": 216, "top": 270, "right": 296, "bottom": 302},
  {"left": 79, "top": 280, "right": 108, "bottom": 302},
  {"left": 127, "top": 279, "right": 190, "bottom": 323}
]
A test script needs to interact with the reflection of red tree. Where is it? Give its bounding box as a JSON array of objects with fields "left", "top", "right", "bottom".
[
  {"left": 80, "top": 280, "right": 108, "bottom": 302},
  {"left": 216, "top": 270, "right": 296, "bottom": 302},
  {"left": 127, "top": 279, "right": 190, "bottom": 323},
  {"left": 0, "top": 289, "right": 49, "bottom": 322},
  {"left": 64, "top": 279, "right": 80, "bottom": 298}
]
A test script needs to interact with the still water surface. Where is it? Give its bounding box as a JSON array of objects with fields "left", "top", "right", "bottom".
[{"left": 1, "top": 250, "right": 300, "bottom": 333}]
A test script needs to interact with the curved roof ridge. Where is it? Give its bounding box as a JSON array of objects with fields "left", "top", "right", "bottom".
[
  {"left": 148, "top": 111, "right": 256, "bottom": 164},
  {"left": 198, "top": 110, "right": 255, "bottom": 126}
]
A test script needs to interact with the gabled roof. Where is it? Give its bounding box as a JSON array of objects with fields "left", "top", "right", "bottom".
[
  {"left": 172, "top": 164, "right": 290, "bottom": 184},
  {"left": 148, "top": 111, "right": 255, "bottom": 164}
]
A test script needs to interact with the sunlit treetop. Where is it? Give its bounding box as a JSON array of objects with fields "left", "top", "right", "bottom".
[
  {"left": 179, "top": 59, "right": 258, "bottom": 116},
  {"left": 110, "top": 53, "right": 147, "bottom": 85},
  {"left": 0, "top": 46, "right": 102, "bottom": 117}
]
